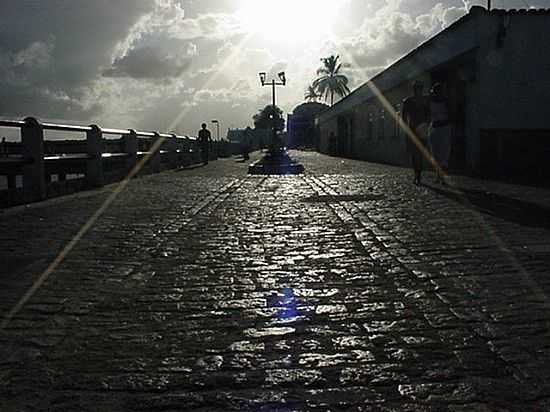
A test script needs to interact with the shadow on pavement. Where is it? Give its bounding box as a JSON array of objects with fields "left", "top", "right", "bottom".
[{"left": 426, "top": 184, "right": 550, "bottom": 230}]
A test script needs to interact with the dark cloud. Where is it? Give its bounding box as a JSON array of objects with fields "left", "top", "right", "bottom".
[
  {"left": 0, "top": 0, "right": 154, "bottom": 87},
  {"left": 0, "top": 83, "right": 101, "bottom": 121},
  {"left": 104, "top": 46, "right": 193, "bottom": 79},
  {"left": 0, "top": 0, "right": 156, "bottom": 120}
]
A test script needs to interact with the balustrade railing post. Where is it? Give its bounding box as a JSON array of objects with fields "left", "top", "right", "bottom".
[
  {"left": 86, "top": 124, "right": 104, "bottom": 187},
  {"left": 151, "top": 132, "right": 162, "bottom": 173},
  {"left": 22, "top": 117, "right": 46, "bottom": 201},
  {"left": 123, "top": 129, "right": 138, "bottom": 173},
  {"left": 183, "top": 138, "right": 192, "bottom": 166},
  {"left": 169, "top": 133, "right": 179, "bottom": 168},
  {"left": 191, "top": 138, "right": 200, "bottom": 164}
]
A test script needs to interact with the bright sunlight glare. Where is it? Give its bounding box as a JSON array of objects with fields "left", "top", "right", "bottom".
[{"left": 238, "top": 0, "right": 343, "bottom": 43}]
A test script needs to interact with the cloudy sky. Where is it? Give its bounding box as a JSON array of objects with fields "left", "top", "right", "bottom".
[{"left": 0, "top": 0, "right": 545, "bottom": 137}]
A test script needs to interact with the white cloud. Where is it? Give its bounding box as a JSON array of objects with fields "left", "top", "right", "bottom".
[
  {"left": 13, "top": 40, "right": 54, "bottom": 69},
  {"left": 335, "top": 1, "right": 469, "bottom": 87}
]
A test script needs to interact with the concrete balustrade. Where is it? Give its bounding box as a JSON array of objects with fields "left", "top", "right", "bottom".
[
  {"left": 21, "top": 117, "right": 46, "bottom": 201},
  {"left": 168, "top": 134, "right": 179, "bottom": 168},
  {"left": 86, "top": 124, "right": 104, "bottom": 188},
  {"left": 123, "top": 129, "right": 138, "bottom": 173},
  {"left": 150, "top": 133, "right": 162, "bottom": 173},
  {"left": 0, "top": 117, "right": 230, "bottom": 207}
]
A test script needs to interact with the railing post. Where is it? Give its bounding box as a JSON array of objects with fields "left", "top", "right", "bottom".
[
  {"left": 191, "top": 137, "right": 200, "bottom": 164},
  {"left": 123, "top": 129, "right": 138, "bottom": 173},
  {"left": 22, "top": 117, "right": 46, "bottom": 201},
  {"left": 150, "top": 132, "right": 162, "bottom": 173},
  {"left": 86, "top": 124, "right": 104, "bottom": 187},
  {"left": 169, "top": 133, "right": 179, "bottom": 168},
  {"left": 183, "top": 138, "right": 192, "bottom": 166}
]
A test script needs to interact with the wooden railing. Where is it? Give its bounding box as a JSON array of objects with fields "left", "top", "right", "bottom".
[{"left": 0, "top": 117, "right": 230, "bottom": 207}]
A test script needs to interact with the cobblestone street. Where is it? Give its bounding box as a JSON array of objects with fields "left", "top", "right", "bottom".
[{"left": 2, "top": 151, "right": 550, "bottom": 411}]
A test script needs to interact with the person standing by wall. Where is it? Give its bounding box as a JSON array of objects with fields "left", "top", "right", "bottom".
[
  {"left": 402, "top": 80, "right": 430, "bottom": 185},
  {"left": 198, "top": 123, "right": 211, "bottom": 165},
  {"left": 428, "top": 83, "right": 452, "bottom": 185}
]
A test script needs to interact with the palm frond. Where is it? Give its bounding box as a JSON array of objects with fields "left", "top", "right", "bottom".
[{"left": 311, "top": 54, "right": 351, "bottom": 105}]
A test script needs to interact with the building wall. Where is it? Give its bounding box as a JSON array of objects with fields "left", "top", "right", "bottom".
[
  {"left": 318, "top": 116, "right": 337, "bottom": 154},
  {"left": 349, "top": 76, "right": 434, "bottom": 167},
  {"left": 478, "top": 11, "right": 550, "bottom": 130},
  {"left": 317, "top": 7, "right": 550, "bottom": 177},
  {"left": 457, "top": 10, "right": 550, "bottom": 174},
  {"left": 317, "top": 8, "right": 480, "bottom": 165}
]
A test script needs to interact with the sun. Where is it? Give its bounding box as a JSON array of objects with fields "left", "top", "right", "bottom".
[{"left": 237, "top": 0, "right": 342, "bottom": 44}]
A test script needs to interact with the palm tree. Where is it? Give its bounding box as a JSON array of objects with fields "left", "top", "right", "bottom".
[
  {"left": 312, "top": 55, "right": 350, "bottom": 106},
  {"left": 304, "top": 85, "right": 320, "bottom": 102}
]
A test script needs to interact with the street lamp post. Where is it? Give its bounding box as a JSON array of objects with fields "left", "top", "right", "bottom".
[
  {"left": 211, "top": 120, "right": 220, "bottom": 141},
  {"left": 248, "top": 70, "right": 303, "bottom": 175},
  {"left": 259, "top": 71, "right": 286, "bottom": 150}
]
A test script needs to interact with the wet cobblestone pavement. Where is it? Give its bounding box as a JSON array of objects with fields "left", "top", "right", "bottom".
[{"left": 1, "top": 151, "right": 550, "bottom": 411}]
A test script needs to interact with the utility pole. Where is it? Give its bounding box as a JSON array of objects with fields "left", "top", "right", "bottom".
[{"left": 487, "top": 0, "right": 491, "bottom": 10}]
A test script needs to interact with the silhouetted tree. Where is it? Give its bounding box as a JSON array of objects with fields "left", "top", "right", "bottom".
[
  {"left": 304, "top": 85, "right": 320, "bottom": 102},
  {"left": 253, "top": 104, "right": 285, "bottom": 131},
  {"left": 313, "top": 55, "right": 350, "bottom": 106}
]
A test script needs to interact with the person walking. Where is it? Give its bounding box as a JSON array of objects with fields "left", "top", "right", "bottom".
[
  {"left": 198, "top": 123, "right": 211, "bottom": 165},
  {"left": 428, "top": 83, "right": 452, "bottom": 185},
  {"left": 402, "top": 80, "right": 430, "bottom": 185}
]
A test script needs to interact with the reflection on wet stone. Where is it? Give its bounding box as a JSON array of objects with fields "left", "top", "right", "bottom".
[{"left": 2, "top": 152, "right": 550, "bottom": 410}]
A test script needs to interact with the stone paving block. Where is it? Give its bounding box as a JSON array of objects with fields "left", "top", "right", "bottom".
[{"left": 1, "top": 151, "right": 550, "bottom": 410}]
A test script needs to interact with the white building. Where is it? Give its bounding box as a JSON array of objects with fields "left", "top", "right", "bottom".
[{"left": 316, "top": 6, "right": 550, "bottom": 180}]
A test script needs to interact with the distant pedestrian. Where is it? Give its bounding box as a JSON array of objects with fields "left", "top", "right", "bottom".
[
  {"left": 1, "top": 137, "right": 6, "bottom": 157},
  {"left": 402, "top": 80, "right": 430, "bottom": 185},
  {"left": 428, "top": 83, "right": 452, "bottom": 185},
  {"left": 198, "top": 123, "right": 211, "bottom": 165}
]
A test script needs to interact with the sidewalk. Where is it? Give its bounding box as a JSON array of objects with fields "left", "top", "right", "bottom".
[{"left": 1, "top": 151, "right": 550, "bottom": 410}]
